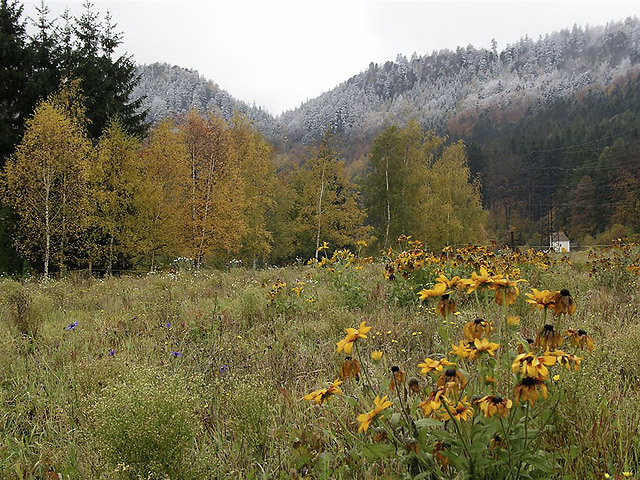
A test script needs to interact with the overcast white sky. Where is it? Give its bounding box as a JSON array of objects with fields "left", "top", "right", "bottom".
[{"left": 22, "top": 0, "right": 640, "bottom": 115}]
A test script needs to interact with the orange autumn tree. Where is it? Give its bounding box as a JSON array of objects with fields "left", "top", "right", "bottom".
[
  {"left": 180, "top": 110, "right": 245, "bottom": 268},
  {"left": 138, "top": 118, "right": 191, "bottom": 270}
]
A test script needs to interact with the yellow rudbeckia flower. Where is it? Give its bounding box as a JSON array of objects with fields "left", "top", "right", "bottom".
[
  {"left": 417, "top": 357, "right": 455, "bottom": 375},
  {"left": 418, "top": 282, "right": 449, "bottom": 300},
  {"left": 303, "top": 379, "right": 343, "bottom": 405},
  {"left": 442, "top": 396, "right": 474, "bottom": 422},
  {"left": 357, "top": 395, "right": 393, "bottom": 433},
  {"left": 512, "top": 352, "right": 556, "bottom": 379},
  {"left": 525, "top": 288, "right": 557, "bottom": 310},
  {"left": 417, "top": 387, "right": 445, "bottom": 416},
  {"left": 336, "top": 321, "right": 372, "bottom": 354}
]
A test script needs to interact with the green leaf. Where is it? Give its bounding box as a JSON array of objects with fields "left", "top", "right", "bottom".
[
  {"left": 359, "top": 443, "right": 396, "bottom": 459},
  {"left": 415, "top": 418, "right": 442, "bottom": 429}
]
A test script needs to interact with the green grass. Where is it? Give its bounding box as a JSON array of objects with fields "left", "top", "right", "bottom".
[{"left": 0, "top": 251, "right": 639, "bottom": 479}]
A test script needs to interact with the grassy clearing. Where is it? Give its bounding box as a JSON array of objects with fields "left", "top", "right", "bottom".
[{"left": 0, "top": 246, "right": 639, "bottom": 479}]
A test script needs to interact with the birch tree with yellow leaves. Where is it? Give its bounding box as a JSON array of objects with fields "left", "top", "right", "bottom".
[{"left": 2, "top": 99, "right": 91, "bottom": 277}]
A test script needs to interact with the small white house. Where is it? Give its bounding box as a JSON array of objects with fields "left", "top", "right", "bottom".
[{"left": 550, "top": 232, "right": 570, "bottom": 253}]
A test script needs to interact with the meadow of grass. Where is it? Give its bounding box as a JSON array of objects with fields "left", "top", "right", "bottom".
[{"left": 0, "top": 243, "right": 639, "bottom": 479}]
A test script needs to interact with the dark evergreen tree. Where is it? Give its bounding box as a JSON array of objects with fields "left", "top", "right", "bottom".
[
  {"left": 0, "top": 0, "right": 30, "bottom": 273},
  {"left": 24, "top": 0, "right": 61, "bottom": 108},
  {"left": 0, "top": 0, "right": 29, "bottom": 163},
  {"left": 62, "top": 1, "right": 146, "bottom": 139}
]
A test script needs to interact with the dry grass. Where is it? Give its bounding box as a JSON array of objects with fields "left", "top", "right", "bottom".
[{"left": 0, "top": 248, "right": 638, "bottom": 479}]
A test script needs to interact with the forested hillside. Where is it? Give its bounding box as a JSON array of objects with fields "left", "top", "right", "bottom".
[
  {"left": 135, "top": 17, "right": 640, "bottom": 248},
  {"left": 276, "top": 19, "right": 640, "bottom": 147},
  {"left": 132, "top": 63, "right": 281, "bottom": 142},
  {"left": 2, "top": 0, "right": 640, "bottom": 275}
]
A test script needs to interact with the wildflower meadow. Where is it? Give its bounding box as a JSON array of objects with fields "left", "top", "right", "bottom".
[{"left": 1, "top": 240, "right": 639, "bottom": 479}]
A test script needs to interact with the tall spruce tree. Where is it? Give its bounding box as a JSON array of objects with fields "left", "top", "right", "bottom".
[
  {"left": 0, "top": 0, "right": 31, "bottom": 273},
  {"left": 0, "top": 0, "right": 29, "bottom": 163},
  {"left": 61, "top": 1, "right": 146, "bottom": 140},
  {"left": 25, "top": 1, "right": 60, "bottom": 109}
]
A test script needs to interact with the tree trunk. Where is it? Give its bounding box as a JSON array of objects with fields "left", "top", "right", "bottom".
[
  {"left": 59, "top": 172, "right": 67, "bottom": 273},
  {"left": 107, "top": 234, "right": 114, "bottom": 276},
  {"left": 44, "top": 172, "right": 51, "bottom": 279},
  {"left": 385, "top": 158, "right": 391, "bottom": 248},
  {"left": 315, "top": 165, "right": 325, "bottom": 261}
]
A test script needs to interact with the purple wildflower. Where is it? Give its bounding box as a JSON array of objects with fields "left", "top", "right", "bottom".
[
  {"left": 219, "top": 365, "right": 229, "bottom": 374},
  {"left": 65, "top": 321, "right": 78, "bottom": 331},
  {"left": 170, "top": 351, "right": 182, "bottom": 357},
  {"left": 108, "top": 349, "right": 116, "bottom": 356}
]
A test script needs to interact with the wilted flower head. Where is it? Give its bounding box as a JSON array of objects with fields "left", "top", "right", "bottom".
[
  {"left": 389, "top": 365, "right": 406, "bottom": 391},
  {"left": 477, "top": 395, "right": 513, "bottom": 418},
  {"left": 434, "top": 441, "right": 449, "bottom": 471},
  {"left": 463, "top": 318, "right": 492, "bottom": 341},
  {"left": 566, "top": 329, "right": 594, "bottom": 351},
  {"left": 437, "top": 367, "right": 467, "bottom": 394},
  {"left": 535, "top": 324, "right": 564, "bottom": 350},
  {"left": 436, "top": 294, "right": 457, "bottom": 318},
  {"left": 340, "top": 356, "right": 360, "bottom": 381},
  {"left": 515, "top": 376, "right": 548, "bottom": 405},
  {"left": 549, "top": 289, "right": 576, "bottom": 316},
  {"left": 408, "top": 378, "right": 420, "bottom": 394},
  {"left": 490, "top": 275, "right": 527, "bottom": 305}
]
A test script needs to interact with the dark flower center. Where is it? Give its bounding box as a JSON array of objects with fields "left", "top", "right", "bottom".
[
  {"left": 441, "top": 294, "right": 450, "bottom": 300},
  {"left": 578, "top": 329, "right": 587, "bottom": 336},
  {"left": 526, "top": 338, "right": 534, "bottom": 344},
  {"left": 521, "top": 377, "right": 537, "bottom": 386},
  {"left": 544, "top": 324, "right": 554, "bottom": 332},
  {"left": 492, "top": 396, "right": 503, "bottom": 404},
  {"left": 474, "top": 318, "right": 484, "bottom": 325},
  {"left": 445, "top": 368, "right": 457, "bottom": 377},
  {"left": 391, "top": 366, "right": 400, "bottom": 373},
  {"left": 560, "top": 289, "right": 570, "bottom": 296}
]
